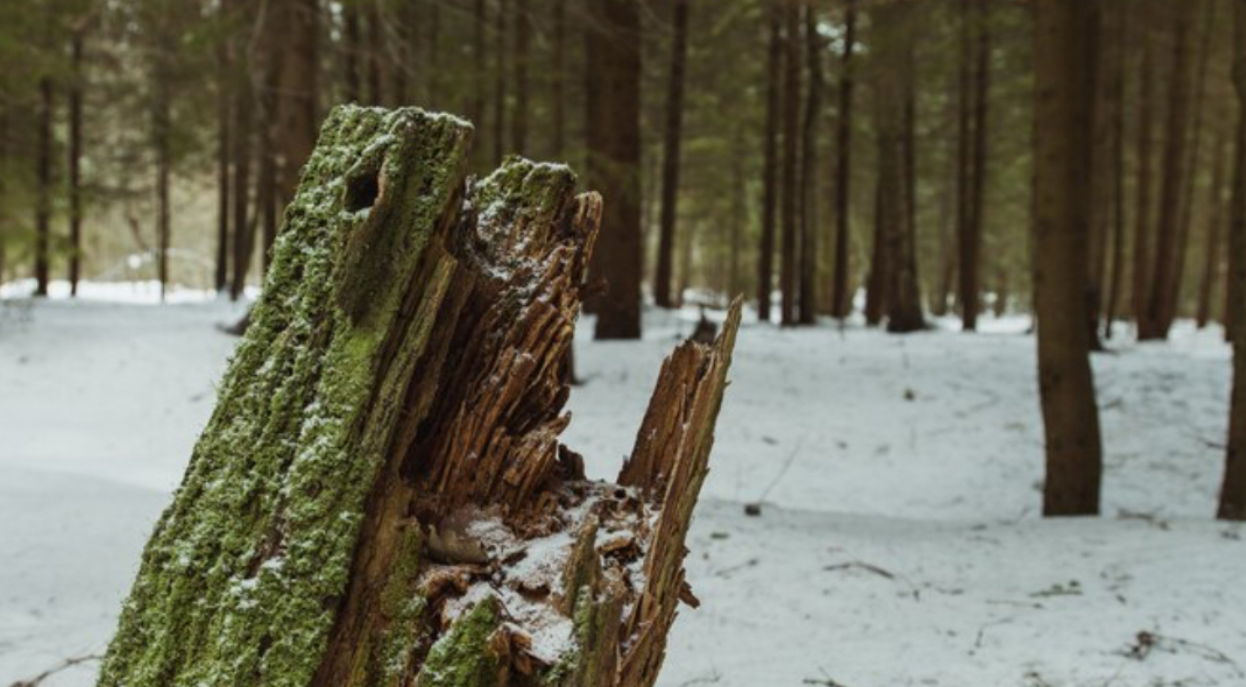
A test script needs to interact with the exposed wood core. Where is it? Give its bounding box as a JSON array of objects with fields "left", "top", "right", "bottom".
[{"left": 98, "top": 105, "right": 741, "bottom": 687}]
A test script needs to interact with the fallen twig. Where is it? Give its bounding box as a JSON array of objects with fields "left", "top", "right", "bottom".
[{"left": 9, "top": 653, "right": 103, "bottom": 687}]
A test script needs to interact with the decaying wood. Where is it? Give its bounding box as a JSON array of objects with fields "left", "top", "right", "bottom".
[{"left": 98, "top": 105, "right": 741, "bottom": 687}]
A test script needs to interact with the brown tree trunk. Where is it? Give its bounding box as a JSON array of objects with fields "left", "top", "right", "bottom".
[
  {"left": 230, "top": 49, "right": 254, "bottom": 301},
  {"left": 1034, "top": 0, "right": 1104, "bottom": 516},
  {"left": 1103, "top": 7, "right": 1129, "bottom": 341},
  {"left": 552, "top": 0, "right": 566, "bottom": 158},
  {"left": 1141, "top": 2, "right": 1194, "bottom": 340},
  {"left": 797, "top": 4, "right": 823, "bottom": 325},
  {"left": 493, "top": 0, "right": 508, "bottom": 165},
  {"left": 98, "top": 105, "right": 743, "bottom": 687},
  {"left": 758, "top": 4, "right": 781, "bottom": 323},
  {"left": 68, "top": 26, "right": 85, "bottom": 296},
  {"left": 34, "top": 75, "right": 52, "bottom": 297},
  {"left": 957, "top": 0, "right": 990, "bottom": 332},
  {"left": 779, "top": 4, "right": 801, "bottom": 326},
  {"left": 511, "top": 0, "right": 530, "bottom": 155},
  {"left": 343, "top": 1, "right": 361, "bottom": 102},
  {"left": 366, "top": 0, "right": 384, "bottom": 105},
  {"left": 274, "top": 0, "right": 319, "bottom": 205},
  {"left": 1198, "top": 132, "right": 1229, "bottom": 329},
  {"left": 864, "top": 127, "right": 889, "bottom": 327},
  {"left": 654, "top": 0, "right": 690, "bottom": 309},
  {"left": 830, "top": 0, "right": 857, "bottom": 320},
  {"left": 215, "top": 3, "right": 231, "bottom": 294},
  {"left": 886, "top": 9, "right": 925, "bottom": 334},
  {"left": 154, "top": 63, "right": 172, "bottom": 301},
  {"left": 587, "top": 0, "right": 642, "bottom": 339},
  {"left": 1220, "top": 0, "right": 1246, "bottom": 520},
  {"left": 1132, "top": 2, "right": 1155, "bottom": 332}
]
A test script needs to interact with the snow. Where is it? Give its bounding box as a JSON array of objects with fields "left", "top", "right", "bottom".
[{"left": 1, "top": 287, "right": 1242, "bottom": 686}]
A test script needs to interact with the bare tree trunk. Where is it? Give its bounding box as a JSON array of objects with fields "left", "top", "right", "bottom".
[
  {"left": 1132, "top": 1, "right": 1155, "bottom": 331},
  {"left": 552, "top": 0, "right": 566, "bottom": 158},
  {"left": 587, "top": 0, "right": 642, "bottom": 339},
  {"left": 1103, "top": 6, "right": 1129, "bottom": 341},
  {"left": 511, "top": 0, "right": 530, "bottom": 155},
  {"left": 779, "top": 4, "right": 801, "bottom": 326},
  {"left": 68, "top": 25, "right": 85, "bottom": 296},
  {"left": 154, "top": 65, "right": 172, "bottom": 301},
  {"left": 1142, "top": 2, "right": 1194, "bottom": 340},
  {"left": 1198, "top": 132, "right": 1229, "bottom": 328},
  {"left": 830, "top": 0, "right": 857, "bottom": 320},
  {"left": 1034, "top": 0, "right": 1104, "bottom": 516},
  {"left": 798, "top": 4, "right": 823, "bottom": 325},
  {"left": 34, "top": 75, "right": 52, "bottom": 297},
  {"left": 343, "top": 1, "right": 361, "bottom": 102},
  {"left": 366, "top": 0, "right": 384, "bottom": 105},
  {"left": 758, "top": 4, "right": 781, "bottom": 323},
  {"left": 1220, "top": 0, "right": 1246, "bottom": 520},
  {"left": 886, "top": 11, "right": 925, "bottom": 334},
  {"left": 864, "top": 127, "right": 889, "bottom": 327},
  {"left": 275, "top": 0, "right": 319, "bottom": 204},
  {"left": 654, "top": 0, "right": 690, "bottom": 309},
  {"left": 215, "top": 3, "right": 231, "bottom": 294},
  {"left": 957, "top": 0, "right": 989, "bottom": 332},
  {"left": 230, "top": 49, "right": 254, "bottom": 301},
  {"left": 493, "top": 0, "right": 508, "bottom": 165},
  {"left": 730, "top": 135, "right": 745, "bottom": 298}
]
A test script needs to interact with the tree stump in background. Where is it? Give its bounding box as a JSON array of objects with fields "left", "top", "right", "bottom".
[{"left": 98, "top": 105, "right": 741, "bottom": 687}]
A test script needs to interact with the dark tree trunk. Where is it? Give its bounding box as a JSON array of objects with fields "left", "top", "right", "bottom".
[
  {"left": 215, "top": 5, "right": 231, "bottom": 294},
  {"left": 1141, "top": 2, "right": 1193, "bottom": 340},
  {"left": 552, "top": 0, "right": 566, "bottom": 157},
  {"left": 511, "top": 0, "right": 530, "bottom": 155},
  {"left": 154, "top": 65, "right": 172, "bottom": 301},
  {"left": 654, "top": 0, "right": 690, "bottom": 309},
  {"left": 366, "top": 0, "right": 384, "bottom": 105},
  {"left": 779, "top": 4, "right": 801, "bottom": 326},
  {"left": 493, "top": 0, "right": 507, "bottom": 165},
  {"left": 830, "top": 0, "right": 857, "bottom": 320},
  {"left": 34, "top": 76, "right": 52, "bottom": 297},
  {"left": 1198, "top": 132, "right": 1229, "bottom": 329},
  {"left": 343, "top": 1, "right": 361, "bottom": 102},
  {"left": 957, "top": 0, "right": 990, "bottom": 332},
  {"left": 758, "top": 4, "right": 781, "bottom": 323},
  {"left": 1034, "top": 0, "right": 1104, "bottom": 516},
  {"left": 230, "top": 53, "right": 254, "bottom": 301},
  {"left": 1103, "top": 7, "right": 1129, "bottom": 341},
  {"left": 68, "top": 26, "right": 85, "bottom": 296},
  {"left": 886, "top": 10, "right": 924, "bottom": 334},
  {"left": 864, "top": 127, "right": 889, "bottom": 327},
  {"left": 1132, "top": 2, "right": 1155, "bottom": 332},
  {"left": 587, "top": 0, "right": 642, "bottom": 339},
  {"left": 797, "top": 4, "right": 823, "bottom": 325},
  {"left": 1219, "top": 0, "right": 1246, "bottom": 520},
  {"left": 275, "top": 0, "right": 319, "bottom": 204}
]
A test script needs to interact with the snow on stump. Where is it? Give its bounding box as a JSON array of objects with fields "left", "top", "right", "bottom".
[{"left": 97, "top": 105, "right": 741, "bottom": 687}]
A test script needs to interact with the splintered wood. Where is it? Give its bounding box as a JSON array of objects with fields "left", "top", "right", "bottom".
[{"left": 97, "top": 106, "right": 740, "bottom": 687}]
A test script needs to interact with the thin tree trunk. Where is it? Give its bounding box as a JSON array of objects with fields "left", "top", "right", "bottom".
[
  {"left": 1219, "top": 0, "right": 1246, "bottom": 520},
  {"left": 215, "top": 3, "right": 231, "bottom": 294},
  {"left": 797, "top": 4, "right": 823, "bottom": 325},
  {"left": 1034, "top": 0, "right": 1104, "bottom": 516},
  {"left": 758, "top": 4, "right": 781, "bottom": 323},
  {"left": 965, "top": 0, "right": 990, "bottom": 330},
  {"left": 230, "top": 55, "right": 254, "bottom": 300},
  {"left": 886, "top": 8, "right": 924, "bottom": 334},
  {"left": 830, "top": 0, "right": 857, "bottom": 320},
  {"left": 154, "top": 61, "right": 172, "bottom": 301},
  {"left": 655, "top": 0, "right": 690, "bottom": 309},
  {"left": 730, "top": 136, "right": 744, "bottom": 298},
  {"left": 864, "top": 121, "right": 889, "bottom": 327},
  {"left": 343, "top": 1, "right": 361, "bottom": 102},
  {"left": 1132, "top": 2, "right": 1155, "bottom": 332},
  {"left": 34, "top": 75, "right": 53, "bottom": 297},
  {"left": 366, "top": 0, "right": 384, "bottom": 105},
  {"left": 552, "top": 0, "right": 566, "bottom": 158},
  {"left": 493, "top": 0, "right": 507, "bottom": 165},
  {"left": 779, "top": 4, "right": 801, "bottom": 326},
  {"left": 1103, "top": 6, "right": 1129, "bottom": 341},
  {"left": 68, "top": 26, "right": 85, "bottom": 296},
  {"left": 511, "top": 0, "right": 530, "bottom": 155},
  {"left": 1198, "top": 132, "right": 1229, "bottom": 328},
  {"left": 1142, "top": 2, "right": 1194, "bottom": 340},
  {"left": 587, "top": 0, "right": 642, "bottom": 339},
  {"left": 275, "top": 0, "right": 319, "bottom": 204}
]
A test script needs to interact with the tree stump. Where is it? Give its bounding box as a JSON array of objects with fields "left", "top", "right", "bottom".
[{"left": 98, "top": 105, "right": 741, "bottom": 687}]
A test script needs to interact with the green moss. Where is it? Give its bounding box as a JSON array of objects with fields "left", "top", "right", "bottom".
[
  {"left": 96, "top": 106, "right": 472, "bottom": 687},
  {"left": 416, "top": 597, "right": 504, "bottom": 687}
]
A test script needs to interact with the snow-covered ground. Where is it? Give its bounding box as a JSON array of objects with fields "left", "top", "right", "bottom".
[{"left": 1, "top": 283, "right": 1243, "bottom": 687}]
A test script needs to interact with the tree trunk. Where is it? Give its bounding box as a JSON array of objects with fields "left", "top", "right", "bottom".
[
  {"left": 155, "top": 62, "right": 172, "bottom": 301},
  {"left": 886, "top": 9, "right": 924, "bottom": 335},
  {"left": 98, "top": 105, "right": 740, "bottom": 687},
  {"left": 1132, "top": 2, "right": 1155, "bottom": 332},
  {"left": 1141, "top": 2, "right": 1194, "bottom": 340},
  {"left": 1034, "top": 0, "right": 1104, "bottom": 517},
  {"left": 957, "top": 0, "right": 989, "bottom": 332},
  {"left": 275, "top": 0, "right": 319, "bottom": 205},
  {"left": 68, "top": 25, "right": 85, "bottom": 296},
  {"left": 1103, "top": 6, "right": 1129, "bottom": 342},
  {"left": 758, "top": 4, "right": 781, "bottom": 323},
  {"left": 1219, "top": 0, "right": 1246, "bottom": 520},
  {"left": 829, "top": 0, "right": 857, "bottom": 320},
  {"left": 511, "top": 0, "right": 530, "bottom": 155},
  {"left": 779, "top": 4, "right": 801, "bottom": 326},
  {"left": 797, "top": 4, "right": 823, "bottom": 325},
  {"left": 343, "top": 1, "right": 361, "bottom": 102},
  {"left": 230, "top": 53, "right": 254, "bottom": 301},
  {"left": 493, "top": 0, "right": 508, "bottom": 165},
  {"left": 366, "top": 0, "right": 384, "bottom": 105},
  {"left": 1198, "top": 132, "right": 1229, "bottom": 329},
  {"left": 34, "top": 75, "right": 52, "bottom": 297},
  {"left": 587, "top": 0, "right": 642, "bottom": 339},
  {"left": 552, "top": 0, "right": 566, "bottom": 158},
  {"left": 216, "top": 4, "right": 232, "bottom": 294},
  {"left": 654, "top": 0, "right": 690, "bottom": 309},
  {"left": 864, "top": 127, "right": 889, "bottom": 327}
]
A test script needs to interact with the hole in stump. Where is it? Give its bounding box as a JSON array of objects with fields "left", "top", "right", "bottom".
[{"left": 345, "top": 168, "right": 381, "bottom": 212}]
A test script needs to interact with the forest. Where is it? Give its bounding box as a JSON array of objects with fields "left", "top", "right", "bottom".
[{"left": 1, "top": 0, "right": 1245, "bottom": 686}]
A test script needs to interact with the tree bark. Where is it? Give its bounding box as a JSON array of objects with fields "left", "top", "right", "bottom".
[
  {"left": 366, "top": 0, "right": 384, "bottom": 106},
  {"left": 154, "top": 61, "right": 172, "bottom": 300},
  {"left": 758, "top": 4, "right": 781, "bottom": 323},
  {"left": 1034, "top": 0, "right": 1104, "bottom": 516},
  {"left": 68, "top": 25, "right": 85, "bottom": 296},
  {"left": 34, "top": 75, "right": 52, "bottom": 297},
  {"left": 343, "top": 1, "right": 361, "bottom": 102},
  {"left": 1132, "top": 1, "right": 1155, "bottom": 332},
  {"left": 512, "top": 0, "right": 530, "bottom": 156},
  {"left": 1198, "top": 132, "right": 1229, "bottom": 329},
  {"left": 98, "top": 106, "right": 740, "bottom": 687},
  {"left": 829, "top": 0, "right": 857, "bottom": 320},
  {"left": 493, "top": 0, "right": 508, "bottom": 165},
  {"left": 275, "top": 0, "right": 319, "bottom": 205},
  {"left": 216, "top": 2, "right": 232, "bottom": 294},
  {"left": 779, "top": 4, "right": 801, "bottom": 326},
  {"left": 230, "top": 44, "right": 255, "bottom": 301},
  {"left": 1219, "top": 0, "right": 1246, "bottom": 520},
  {"left": 797, "top": 4, "right": 823, "bottom": 325},
  {"left": 1103, "top": 6, "right": 1129, "bottom": 342},
  {"left": 654, "top": 0, "right": 690, "bottom": 309},
  {"left": 587, "top": 0, "right": 642, "bottom": 339},
  {"left": 552, "top": 0, "right": 566, "bottom": 158},
  {"left": 1141, "top": 2, "right": 1194, "bottom": 340},
  {"left": 886, "top": 7, "right": 924, "bottom": 334}
]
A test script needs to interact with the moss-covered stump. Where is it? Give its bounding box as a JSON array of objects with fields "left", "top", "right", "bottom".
[{"left": 99, "top": 105, "right": 740, "bottom": 687}]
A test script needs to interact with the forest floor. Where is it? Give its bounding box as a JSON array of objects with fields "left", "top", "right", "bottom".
[{"left": 1, "top": 281, "right": 1243, "bottom": 687}]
